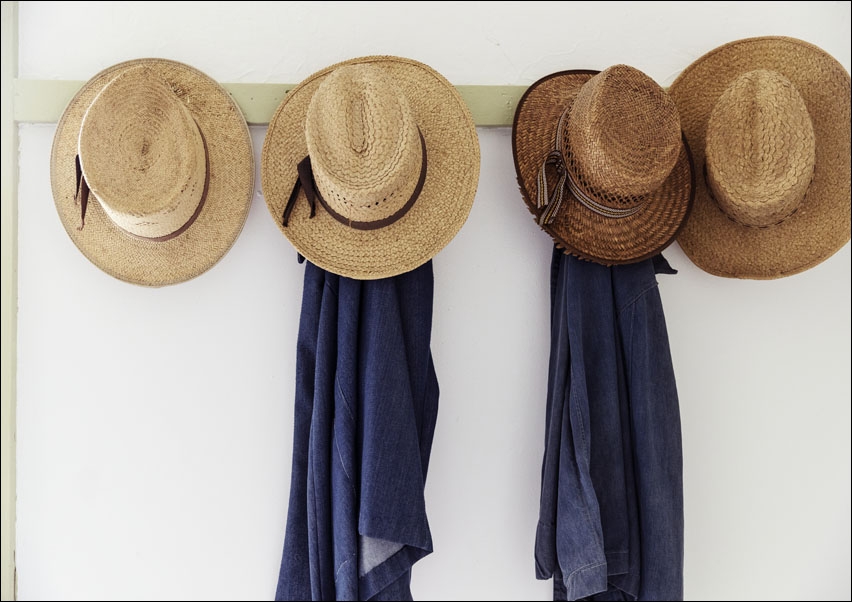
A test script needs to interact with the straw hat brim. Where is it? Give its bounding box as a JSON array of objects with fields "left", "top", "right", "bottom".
[
  {"left": 512, "top": 70, "right": 695, "bottom": 265},
  {"left": 50, "top": 58, "right": 254, "bottom": 287},
  {"left": 669, "top": 37, "right": 851, "bottom": 279},
  {"left": 261, "top": 56, "right": 480, "bottom": 280}
]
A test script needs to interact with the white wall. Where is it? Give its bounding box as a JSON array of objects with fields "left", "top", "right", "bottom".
[{"left": 15, "top": 2, "right": 851, "bottom": 600}]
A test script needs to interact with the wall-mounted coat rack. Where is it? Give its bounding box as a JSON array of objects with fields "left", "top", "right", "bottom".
[{"left": 12, "top": 79, "right": 528, "bottom": 126}]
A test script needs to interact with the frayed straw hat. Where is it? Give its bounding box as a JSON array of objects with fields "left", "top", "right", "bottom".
[
  {"left": 669, "top": 37, "right": 851, "bottom": 279},
  {"left": 261, "top": 56, "right": 480, "bottom": 279},
  {"left": 50, "top": 59, "right": 254, "bottom": 287},
  {"left": 513, "top": 65, "right": 695, "bottom": 265}
]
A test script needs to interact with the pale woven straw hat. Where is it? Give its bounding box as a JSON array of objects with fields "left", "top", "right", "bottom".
[
  {"left": 261, "top": 56, "right": 480, "bottom": 279},
  {"left": 513, "top": 65, "right": 695, "bottom": 265},
  {"left": 669, "top": 37, "right": 851, "bottom": 279},
  {"left": 50, "top": 59, "right": 254, "bottom": 286}
]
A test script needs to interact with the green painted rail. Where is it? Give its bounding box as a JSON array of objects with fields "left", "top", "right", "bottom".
[{"left": 13, "top": 79, "right": 528, "bottom": 127}]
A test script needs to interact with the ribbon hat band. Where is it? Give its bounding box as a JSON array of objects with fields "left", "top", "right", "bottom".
[{"left": 283, "top": 129, "right": 428, "bottom": 231}]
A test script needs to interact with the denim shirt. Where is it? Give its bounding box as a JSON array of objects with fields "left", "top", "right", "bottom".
[
  {"left": 535, "top": 247, "right": 684, "bottom": 601},
  {"left": 276, "top": 260, "right": 439, "bottom": 601}
]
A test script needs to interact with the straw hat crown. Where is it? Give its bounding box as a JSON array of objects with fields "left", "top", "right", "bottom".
[
  {"left": 566, "top": 64, "right": 682, "bottom": 207},
  {"left": 78, "top": 66, "right": 208, "bottom": 239},
  {"left": 305, "top": 65, "right": 424, "bottom": 225},
  {"left": 705, "top": 69, "right": 815, "bottom": 228}
]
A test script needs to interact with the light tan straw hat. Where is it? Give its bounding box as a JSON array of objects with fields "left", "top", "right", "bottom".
[
  {"left": 50, "top": 59, "right": 254, "bottom": 287},
  {"left": 513, "top": 64, "right": 695, "bottom": 265},
  {"left": 669, "top": 37, "right": 851, "bottom": 279},
  {"left": 261, "top": 56, "right": 480, "bottom": 279}
]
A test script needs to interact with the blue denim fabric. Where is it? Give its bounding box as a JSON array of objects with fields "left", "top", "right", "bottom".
[
  {"left": 275, "top": 260, "right": 439, "bottom": 601},
  {"left": 535, "top": 247, "right": 684, "bottom": 601}
]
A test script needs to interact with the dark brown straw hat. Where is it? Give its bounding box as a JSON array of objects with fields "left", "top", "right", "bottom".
[
  {"left": 669, "top": 37, "right": 851, "bottom": 279},
  {"left": 513, "top": 64, "right": 695, "bottom": 265}
]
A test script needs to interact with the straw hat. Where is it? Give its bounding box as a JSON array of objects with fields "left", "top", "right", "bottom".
[
  {"left": 50, "top": 59, "right": 254, "bottom": 287},
  {"left": 261, "top": 56, "right": 480, "bottom": 279},
  {"left": 513, "top": 65, "right": 695, "bottom": 265},
  {"left": 669, "top": 37, "right": 851, "bottom": 279}
]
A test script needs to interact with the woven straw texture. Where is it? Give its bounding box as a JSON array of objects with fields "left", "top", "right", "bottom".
[
  {"left": 513, "top": 67, "right": 694, "bottom": 265},
  {"left": 51, "top": 59, "right": 254, "bottom": 287},
  {"left": 669, "top": 37, "right": 851, "bottom": 279},
  {"left": 261, "top": 56, "right": 480, "bottom": 280},
  {"left": 566, "top": 65, "right": 683, "bottom": 203},
  {"left": 305, "top": 65, "right": 424, "bottom": 224},
  {"left": 78, "top": 67, "right": 209, "bottom": 239}
]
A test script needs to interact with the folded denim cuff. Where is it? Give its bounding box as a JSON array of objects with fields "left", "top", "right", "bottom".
[
  {"left": 358, "top": 544, "right": 430, "bottom": 601},
  {"left": 563, "top": 560, "right": 609, "bottom": 601},
  {"left": 536, "top": 520, "right": 610, "bottom": 600}
]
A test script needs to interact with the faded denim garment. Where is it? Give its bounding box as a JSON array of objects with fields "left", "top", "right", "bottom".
[
  {"left": 276, "top": 260, "right": 439, "bottom": 601},
  {"left": 535, "top": 247, "right": 684, "bottom": 601}
]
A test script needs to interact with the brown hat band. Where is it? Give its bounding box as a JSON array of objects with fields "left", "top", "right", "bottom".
[
  {"left": 283, "top": 129, "right": 428, "bottom": 231},
  {"left": 73, "top": 152, "right": 210, "bottom": 243}
]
